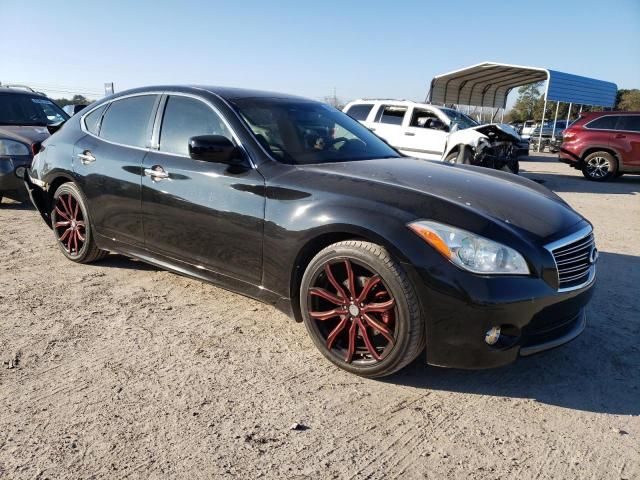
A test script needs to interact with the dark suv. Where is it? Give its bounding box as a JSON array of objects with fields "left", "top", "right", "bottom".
[
  {"left": 0, "top": 87, "right": 69, "bottom": 203},
  {"left": 559, "top": 111, "right": 640, "bottom": 181}
]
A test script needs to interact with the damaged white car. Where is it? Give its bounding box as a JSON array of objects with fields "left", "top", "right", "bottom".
[{"left": 343, "top": 100, "right": 525, "bottom": 174}]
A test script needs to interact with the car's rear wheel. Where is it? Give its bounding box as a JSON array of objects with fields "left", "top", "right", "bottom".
[
  {"left": 51, "top": 183, "right": 107, "bottom": 263},
  {"left": 300, "top": 241, "right": 424, "bottom": 378},
  {"left": 582, "top": 151, "right": 617, "bottom": 181}
]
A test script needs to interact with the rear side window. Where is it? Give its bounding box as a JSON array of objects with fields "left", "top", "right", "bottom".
[
  {"left": 345, "top": 104, "right": 374, "bottom": 121},
  {"left": 617, "top": 115, "right": 640, "bottom": 132},
  {"left": 586, "top": 116, "right": 619, "bottom": 130},
  {"left": 159, "top": 96, "right": 231, "bottom": 156},
  {"left": 374, "top": 106, "right": 407, "bottom": 125},
  {"left": 100, "top": 95, "right": 157, "bottom": 147},
  {"left": 84, "top": 104, "right": 107, "bottom": 135}
]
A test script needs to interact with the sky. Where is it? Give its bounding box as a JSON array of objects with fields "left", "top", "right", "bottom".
[{"left": 1, "top": 0, "right": 639, "bottom": 106}]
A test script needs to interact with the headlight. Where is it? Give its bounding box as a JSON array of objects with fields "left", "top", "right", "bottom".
[
  {"left": 0, "top": 139, "right": 30, "bottom": 156},
  {"left": 408, "top": 220, "right": 530, "bottom": 275}
]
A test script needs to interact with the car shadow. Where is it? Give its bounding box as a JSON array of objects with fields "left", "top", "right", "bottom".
[
  {"left": 0, "top": 199, "right": 34, "bottom": 210},
  {"left": 520, "top": 154, "right": 640, "bottom": 195},
  {"left": 98, "top": 254, "right": 159, "bottom": 271},
  {"left": 383, "top": 251, "right": 640, "bottom": 415}
]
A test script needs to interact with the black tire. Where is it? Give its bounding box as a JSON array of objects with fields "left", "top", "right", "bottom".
[
  {"left": 51, "top": 183, "right": 107, "bottom": 263},
  {"left": 581, "top": 151, "right": 617, "bottom": 181},
  {"left": 500, "top": 159, "right": 520, "bottom": 175},
  {"left": 444, "top": 148, "right": 472, "bottom": 165},
  {"left": 300, "top": 240, "right": 425, "bottom": 378}
]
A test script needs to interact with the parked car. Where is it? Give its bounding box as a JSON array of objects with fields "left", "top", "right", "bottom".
[
  {"left": 25, "top": 86, "right": 596, "bottom": 377},
  {"left": 520, "top": 120, "right": 537, "bottom": 137},
  {"left": 343, "top": 100, "right": 524, "bottom": 173},
  {"left": 530, "top": 120, "right": 568, "bottom": 152},
  {"left": 62, "top": 104, "right": 88, "bottom": 116},
  {"left": 0, "top": 87, "right": 68, "bottom": 203},
  {"left": 559, "top": 111, "right": 640, "bottom": 181}
]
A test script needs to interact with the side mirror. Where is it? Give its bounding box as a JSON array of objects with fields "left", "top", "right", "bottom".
[{"left": 188, "top": 135, "right": 243, "bottom": 164}]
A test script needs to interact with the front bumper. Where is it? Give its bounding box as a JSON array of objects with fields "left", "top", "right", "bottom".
[
  {"left": 404, "top": 261, "right": 595, "bottom": 369},
  {"left": 23, "top": 168, "right": 52, "bottom": 227}
]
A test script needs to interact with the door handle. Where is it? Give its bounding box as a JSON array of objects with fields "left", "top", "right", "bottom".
[
  {"left": 144, "top": 166, "right": 170, "bottom": 181},
  {"left": 404, "top": 132, "right": 415, "bottom": 136},
  {"left": 77, "top": 151, "right": 96, "bottom": 165},
  {"left": 615, "top": 134, "right": 626, "bottom": 139}
]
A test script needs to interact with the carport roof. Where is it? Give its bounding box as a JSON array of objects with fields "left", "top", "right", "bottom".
[{"left": 427, "top": 62, "right": 618, "bottom": 109}]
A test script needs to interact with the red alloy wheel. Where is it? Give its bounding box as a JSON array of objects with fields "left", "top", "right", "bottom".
[
  {"left": 52, "top": 193, "right": 86, "bottom": 256},
  {"left": 307, "top": 259, "right": 397, "bottom": 364}
]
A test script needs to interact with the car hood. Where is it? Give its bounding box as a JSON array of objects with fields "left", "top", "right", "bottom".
[
  {"left": 303, "top": 157, "right": 584, "bottom": 242},
  {"left": 0, "top": 125, "right": 50, "bottom": 146},
  {"left": 468, "top": 123, "right": 521, "bottom": 142}
]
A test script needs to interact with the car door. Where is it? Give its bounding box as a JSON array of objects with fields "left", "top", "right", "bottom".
[
  {"left": 141, "top": 94, "right": 265, "bottom": 284},
  {"left": 614, "top": 115, "right": 640, "bottom": 168},
  {"left": 369, "top": 104, "right": 407, "bottom": 149},
  {"left": 73, "top": 94, "right": 160, "bottom": 245},
  {"left": 399, "top": 106, "right": 448, "bottom": 159}
]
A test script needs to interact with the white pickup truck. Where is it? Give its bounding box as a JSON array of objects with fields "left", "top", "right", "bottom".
[{"left": 343, "top": 99, "right": 524, "bottom": 173}]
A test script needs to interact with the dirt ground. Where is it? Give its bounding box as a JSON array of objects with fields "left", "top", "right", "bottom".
[{"left": 1, "top": 154, "right": 638, "bottom": 479}]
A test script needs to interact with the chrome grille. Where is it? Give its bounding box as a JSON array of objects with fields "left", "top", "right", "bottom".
[{"left": 548, "top": 229, "right": 596, "bottom": 291}]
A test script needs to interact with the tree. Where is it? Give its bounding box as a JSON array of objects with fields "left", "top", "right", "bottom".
[
  {"left": 53, "top": 95, "right": 92, "bottom": 108},
  {"left": 616, "top": 89, "right": 640, "bottom": 111}
]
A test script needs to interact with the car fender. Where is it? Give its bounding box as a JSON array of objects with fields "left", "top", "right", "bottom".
[{"left": 442, "top": 129, "right": 486, "bottom": 158}]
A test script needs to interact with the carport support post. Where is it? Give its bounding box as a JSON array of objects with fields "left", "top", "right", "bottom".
[
  {"left": 552, "top": 101, "right": 560, "bottom": 138},
  {"left": 566, "top": 102, "right": 572, "bottom": 127},
  {"left": 537, "top": 95, "right": 548, "bottom": 153}
]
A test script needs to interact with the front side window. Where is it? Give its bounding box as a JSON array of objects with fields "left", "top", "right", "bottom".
[
  {"left": 617, "top": 115, "right": 640, "bottom": 132},
  {"left": 0, "top": 93, "right": 69, "bottom": 126},
  {"left": 440, "top": 108, "right": 478, "bottom": 130},
  {"left": 159, "top": 96, "right": 231, "bottom": 156},
  {"left": 232, "top": 98, "right": 400, "bottom": 165},
  {"left": 586, "top": 116, "right": 619, "bottom": 130},
  {"left": 100, "top": 95, "right": 157, "bottom": 147},
  {"left": 374, "top": 106, "right": 407, "bottom": 125},
  {"left": 345, "top": 104, "right": 374, "bottom": 121},
  {"left": 409, "top": 109, "right": 440, "bottom": 128}
]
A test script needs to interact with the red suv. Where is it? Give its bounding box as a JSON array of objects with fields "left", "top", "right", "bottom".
[{"left": 559, "top": 111, "right": 640, "bottom": 181}]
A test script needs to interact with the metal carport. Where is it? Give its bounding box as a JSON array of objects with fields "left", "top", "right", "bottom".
[{"left": 427, "top": 62, "right": 618, "bottom": 151}]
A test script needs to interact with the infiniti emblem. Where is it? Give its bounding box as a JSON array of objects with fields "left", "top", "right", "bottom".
[{"left": 589, "top": 247, "right": 599, "bottom": 264}]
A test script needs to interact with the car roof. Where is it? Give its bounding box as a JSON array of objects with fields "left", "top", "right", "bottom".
[
  {"left": 0, "top": 87, "right": 48, "bottom": 97},
  {"left": 108, "top": 85, "right": 312, "bottom": 103}
]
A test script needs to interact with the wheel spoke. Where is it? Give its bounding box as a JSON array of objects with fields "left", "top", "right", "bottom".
[
  {"left": 357, "top": 275, "right": 381, "bottom": 303},
  {"left": 59, "top": 228, "right": 72, "bottom": 243},
  {"left": 309, "top": 287, "right": 346, "bottom": 306},
  {"left": 54, "top": 221, "right": 70, "bottom": 228},
  {"left": 344, "top": 259, "right": 356, "bottom": 299},
  {"left": 363, "top": 313, "right": 395, "bottom": 345},
  {"left": 77, "top": 229, "right": 86, "bottom": 242},
  {"left": 61, "top": 195, "right": 73, "bottom": 218},
  {"left": 71, "top": 230, "right": 78, "bottom": 253},
  {"left": 309, "top": 307, "right": 348, "bottom": 321},
  {"left": 357, "top": 318, "right": 381, "bottom": 361},
  {"left": 73, "top": 198, "right": 79, "bottom": 220},
  {"left": 326, "top": 316, "right": 348, "bottom": 350},
  {"left": 324, "top": 263, "right": 348, "bottom": 300},
  {"left": 54, "top": 207, "right": 71, "bottom": 221},
  {"left": 344, "top": 322, "right": 357, "bottom": 363},
  {"left": 362, "top": 298, "right": 395, "bottom": 313}
]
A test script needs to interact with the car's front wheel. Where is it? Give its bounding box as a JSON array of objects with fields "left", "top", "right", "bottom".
[
  {"left": 51, "top": 183, "right": 107, "bottom": 263},
  {"left": 582, "top": 151, "right": 617, "bottom": 181},
  {"left": 300, "top": 241, "right": 425, "bottom": 377}
]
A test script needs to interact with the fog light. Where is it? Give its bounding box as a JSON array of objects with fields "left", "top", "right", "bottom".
[
  {"left": 485, "top": 326, "right": 501, "bottom": 346},
  {"left": 15, "top": 166, "right": 26, "bottom": 179}
]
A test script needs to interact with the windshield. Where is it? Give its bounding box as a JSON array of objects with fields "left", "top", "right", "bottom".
[
  {"left": 231, "top": 98, "right": 401, "bottom": 165},
  {"left": 440, "top": 108, "right": 478, "bottom": 130},
  {"left": 0, "top": 93, "right": 69, "bottom": 126}
]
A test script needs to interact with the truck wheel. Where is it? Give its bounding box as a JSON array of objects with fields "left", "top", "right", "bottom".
[{"left": 445, "top": 148, "right": 472, "bottom": 165}]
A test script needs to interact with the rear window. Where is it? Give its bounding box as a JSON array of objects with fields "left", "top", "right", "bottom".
[
  {"left": 585, "top": 116, "right": 619, "bottom": 130},
  {"left": 99, "top": 95, "right": 157, "bottom": 147},
  {"left": 345, "top": 104, "right": 374, "bottom": 121},
  {"left": 617, "top": 115, "right": 640, "bottom": 132},
  {"left": 374, "top": 106, "right": 407, "bottom": 125},
  {"left": 0, "top": 93, "right": 69, "bottom": 126}
]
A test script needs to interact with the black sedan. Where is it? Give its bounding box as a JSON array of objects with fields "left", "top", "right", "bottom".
[{"left": 25, "top": 86, "right": 596, "bottom": 377}]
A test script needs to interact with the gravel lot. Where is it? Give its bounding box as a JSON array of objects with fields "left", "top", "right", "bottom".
[{"left": 1, "top": 154, "right": 638, "bottom": 479}]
